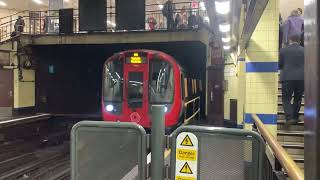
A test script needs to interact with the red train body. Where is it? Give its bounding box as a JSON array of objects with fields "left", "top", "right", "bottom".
[
  {"left": 102, "top": 50, "right": 182, "bottom": 128},
  {"left": 102, "top": 50, "right": 200, "bottom": 131}
]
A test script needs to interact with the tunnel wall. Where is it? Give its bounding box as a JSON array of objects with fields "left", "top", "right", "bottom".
[{"left": 32, "top": 42, "right": 207, "bottom": 117}]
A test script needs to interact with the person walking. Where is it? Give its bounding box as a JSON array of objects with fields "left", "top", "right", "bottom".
[
  {"left": 14, "top": 16, "right": 25, "bottom": 35},
  {"left": 162, "top": 0, "right": 176, "bottom": 30},
  {"left": 279, "top": 35, "right": 304, "bottom": 128},
  {"left": 282, "top": 10, "right": 303, "bottom": 47}
]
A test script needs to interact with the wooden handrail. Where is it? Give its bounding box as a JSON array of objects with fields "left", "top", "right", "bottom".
[{"left": 251, "top": 114, "right": 304, "bottom": 180}]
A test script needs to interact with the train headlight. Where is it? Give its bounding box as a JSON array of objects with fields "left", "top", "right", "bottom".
[
  {"left": 106, "top": 105, "right": 114, "bottom": 112},
  {"left": 164, "top": 106, "right": 168, "bottom": 113}
]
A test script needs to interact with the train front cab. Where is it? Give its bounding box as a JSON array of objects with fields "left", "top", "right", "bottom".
[{"left": 102, "top": 51, "right": 183, "bottom": 132}]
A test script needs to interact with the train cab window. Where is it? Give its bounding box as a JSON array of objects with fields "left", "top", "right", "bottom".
[
  {"left": 149, "top": 58, "right": 174, "bottom": 103},
  {"left": 128, "top": 72, "right": 143, "bottom": 108},
  {"left": 103, "top": 60, "right": 123, "bottom": 102}
]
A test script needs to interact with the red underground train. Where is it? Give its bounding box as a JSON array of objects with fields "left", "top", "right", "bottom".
[{"left": 102, "top": 50, "right": 202, "bottom": 131}]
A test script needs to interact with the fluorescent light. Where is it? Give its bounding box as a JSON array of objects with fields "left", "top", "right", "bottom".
[
  {"left": 33, "top": 0, "right": 43, "bottom": 4},
  {"left": 222, "top": 37, "right": 231, "bottom": 43},
  {"left": 219, "top": 23, "right": 230, "bottom": 32},
  {"left": 158, "top": 4, "right": 163, "bottom": 9},
  {"left": 223, "top": 45, "right": 231, "bottom": 50},
  {"left": 0, "top": 1, "right": 7, "bottom": 6},
  {"left": 64, "top": 0, "right": 69, "bottom": 2},
  {"left": 199, "top": 2, "right": 206, "bottom": 10},
  {"left": 215, "top": 0, "right": 230, "bottom": 15}
]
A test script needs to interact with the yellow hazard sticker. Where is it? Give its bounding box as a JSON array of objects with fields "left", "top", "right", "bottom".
[
  {"left": 180, "top": 135, "right": 194, "bottom": 146},
  {"left": 179, "top": 162, "right": 193, "bottom": 174},
  {"left": 176, "top": 149, "right": 197, "bottom": 161},
  {"left": 176, "top": 176, "right": 196, "bottom": 180}
]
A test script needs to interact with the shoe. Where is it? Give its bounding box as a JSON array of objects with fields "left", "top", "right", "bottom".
[{"left": 288, "top": 119, "right": 299, "bottom": 125}]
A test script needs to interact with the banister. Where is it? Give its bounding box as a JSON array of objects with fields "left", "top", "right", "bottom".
[{"left": 251, "top": 114, "right": 304, "bottom": 180}]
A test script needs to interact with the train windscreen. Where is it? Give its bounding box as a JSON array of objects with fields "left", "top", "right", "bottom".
[
  {"left": 103, "top": 59, "right": 123, "bottom": 102},
  {"left": 149, "top": 59, "right": 174, "bottom": 103}
]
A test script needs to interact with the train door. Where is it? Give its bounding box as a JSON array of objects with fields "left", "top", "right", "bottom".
[{"left": 123, "top": 61, "right": 149, "bottom": 125}]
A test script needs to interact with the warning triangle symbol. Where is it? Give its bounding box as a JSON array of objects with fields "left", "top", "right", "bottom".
[
  {"left": 180, "top": 135, "right": 193, "bottom": 146},
  {"left": 179, "top": 162, "right": 193, "bottom": 174}
]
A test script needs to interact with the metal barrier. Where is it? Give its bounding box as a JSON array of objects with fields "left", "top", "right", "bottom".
[
  {"left": 184, "top": 96, "right": 200, "bottom": 124},
  {"left": 252, "top": 114, "right": 304, "bottom": 180},
  {"left": 71, "top": 110, "right": 265, "bottom": 180},
  {"left": 71, "top": 121, "right": 147, "bottom": 180},
  {"left": 170, "top": 126, "right": 265, "bottom": 180}
]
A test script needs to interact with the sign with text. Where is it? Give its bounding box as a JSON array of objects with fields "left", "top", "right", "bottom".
[{"left": 175, "top": 132, "right": 198, "bottom": 180}]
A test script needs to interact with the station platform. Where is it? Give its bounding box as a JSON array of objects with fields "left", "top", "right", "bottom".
[{"left": 0, "top": 114, "right": 51, "bottom": 128}]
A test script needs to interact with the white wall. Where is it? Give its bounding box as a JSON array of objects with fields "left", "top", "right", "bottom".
[{"left": 280, "top": 0, "right": 304, "bottom": 19}]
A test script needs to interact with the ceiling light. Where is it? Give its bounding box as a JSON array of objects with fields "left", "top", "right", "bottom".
[
  {"left": 0, "top": 1, "right": 7, "bottom": 6},
  {"left": 158, "top": 4, "right": 163, "bottom": 9},
  {"left": 219, "top": 23, "right": 230, "bottom": 32},
  {"left": 199, "top": 2, "right": 206, "bottom": 11},
  {"left": 215, "top": 0, "right": 230, "bottom": 15},
  {"left": 33, "top": 0, "right": 44, "bottom": 4},
  {"left": 204, "top": 16, "right": 210, "bottom": 23},
  {"left": 223, "top": 45, "right": 231, "bottom": 50},
  {"left": 222, "top": 37, "right": 231, "bottom": 43},
  {"left": 64, "top": 0, "right": 70, "bottom": 2}
]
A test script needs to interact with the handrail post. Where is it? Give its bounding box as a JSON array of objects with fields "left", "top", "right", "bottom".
[{"left": 151, "top": 105, "right": 165, "bottom": 180}]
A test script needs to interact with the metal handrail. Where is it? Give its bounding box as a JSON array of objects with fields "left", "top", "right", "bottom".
[
  {"left": 251, "top": 114, "right": 304, "bottom": 180},
  {"left": 184, "top": 96, "right": 200, "bottom": 123},
  {"left": 184, "top": 96, "right": 200, "bottom": 107}
]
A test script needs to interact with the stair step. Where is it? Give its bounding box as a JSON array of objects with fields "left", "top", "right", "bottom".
[
  {"left": 280, "top": 142, "right": 304, "bottom": 155},
  {"left": 277, "top": 130, "right": 304, "bottom": 143},
  {"left": 291, "top": 154, "right": 305, "bottom": 170},
  {"left": 278, "top": 105, "right": 304, "bottom": 112},
  {"left": 278, "top": 130, "right": 304, "bottom": 136},
  {"left": 278, "top": 98, "right": 305, "bottom": 104},
  {"left": 278, "top": 111, "right": 304, "bottom": 115}
]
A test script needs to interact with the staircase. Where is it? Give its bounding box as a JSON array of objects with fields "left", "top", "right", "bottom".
[{"left": 277, "top": 83, "right": 305, "bottom": 172}]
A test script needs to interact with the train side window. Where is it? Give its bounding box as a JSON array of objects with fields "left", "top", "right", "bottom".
[
  {"left": 103, "top": 59, "right": 123, "bottom": 102},
  {"left": 149, "top": 58, "right": 174, "bottom": 103}
]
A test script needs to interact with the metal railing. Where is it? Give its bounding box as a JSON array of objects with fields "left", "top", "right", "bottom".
[
  {"left": 184, "top": 96, "right": 200, "bottom": 123},
  {"left": 251, "top": 114, "right": 304, "bottom": 180},
  {"left": 0, "top": 2, "right": 208, "bottom": 42}
]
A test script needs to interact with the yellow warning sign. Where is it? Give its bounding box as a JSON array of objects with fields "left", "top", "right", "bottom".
[
  {"left": 179, "top": 162, "right": 193, "bottom": 174},
  {"left": 176, "top": 176, "right": 196, "bottom": 180},
  {"left": 180, "top": 135, "right": 193, "bottom": 146},
  {"left": 177, "top": 149, "right": 197, "bottom": 161}
]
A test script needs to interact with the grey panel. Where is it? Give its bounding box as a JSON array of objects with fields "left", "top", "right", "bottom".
[
  {"left": 71, "top": 121, "right": 146, "bottom": 180},
  {"left": 170, "top": 126, "right": 264, "bottom": 180}
]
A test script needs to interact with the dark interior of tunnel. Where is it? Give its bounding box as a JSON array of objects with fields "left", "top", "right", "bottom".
[{"left": 32, "top": 42, "right": 207, "bottom": 117}]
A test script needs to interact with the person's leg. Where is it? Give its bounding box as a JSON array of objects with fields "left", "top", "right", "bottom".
[
  {"left": 281, "top": 81, "right": 294, "bottom": 122},
  {"left": 292, "top": 80, "right": 304, "bottom": 121}
]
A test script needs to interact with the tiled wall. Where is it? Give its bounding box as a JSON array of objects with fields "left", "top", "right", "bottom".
[{"left": 244, "top": 0, "right": 279, "bottom": 135}]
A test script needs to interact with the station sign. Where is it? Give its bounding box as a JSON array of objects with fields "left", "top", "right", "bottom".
[{"left": 175, "top": 132, "right": 198, "bottom": 180}]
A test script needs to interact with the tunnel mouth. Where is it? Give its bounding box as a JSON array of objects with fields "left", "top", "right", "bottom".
[{"left": 33, "top": 42, "right": 207, "bottom": 117}]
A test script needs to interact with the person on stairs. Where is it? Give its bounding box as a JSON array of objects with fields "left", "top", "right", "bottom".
[{"left": 279, "top": 34, "right": 304, "bottom": 128}]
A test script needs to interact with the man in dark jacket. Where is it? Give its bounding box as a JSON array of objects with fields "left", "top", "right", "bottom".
[
  {"left": 162, "top": 0, "right": 175, "bottom": 30},
  {"left": 279, "top": 35, "right": 304, "bottom": 127}
]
